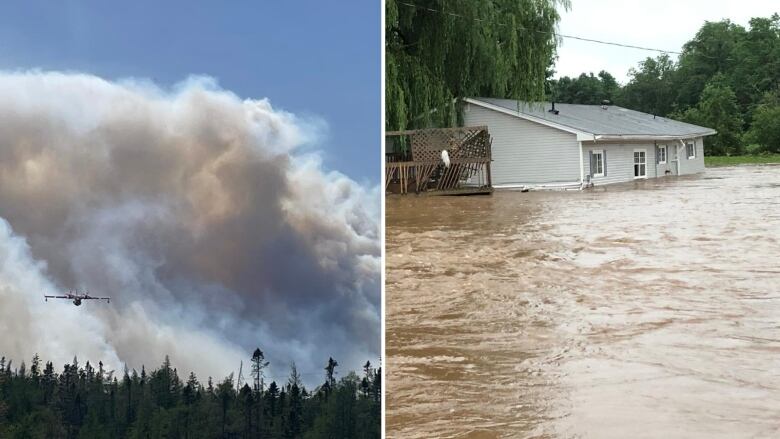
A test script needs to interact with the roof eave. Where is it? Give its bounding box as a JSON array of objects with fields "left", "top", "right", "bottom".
[{"left": 587, "top": 131, "right": 718, "bottom": 141}]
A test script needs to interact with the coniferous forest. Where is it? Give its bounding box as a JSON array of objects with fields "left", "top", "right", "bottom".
[{"left": 0, "top": 350, "right": 380, "bottom": 439}]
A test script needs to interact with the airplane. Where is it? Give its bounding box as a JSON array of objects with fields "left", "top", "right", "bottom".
[{"left": 44, "top": 290, "right": 110, "bottom": 306}]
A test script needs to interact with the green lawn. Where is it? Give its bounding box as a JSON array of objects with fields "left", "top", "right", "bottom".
[{"left": 705, "top": 154, "right": 780, "bottom": 167}]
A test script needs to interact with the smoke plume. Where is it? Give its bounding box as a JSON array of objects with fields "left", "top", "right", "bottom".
[{"left": 0, "top": 71, "right": 380, "bottom": 385}]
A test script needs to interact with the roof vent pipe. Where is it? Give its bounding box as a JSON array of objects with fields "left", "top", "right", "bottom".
[
  {"left": 548, "top": 101, "right": 559, "bottom": 115},
  {"left": 601, "top": 99, "right": 611, "bottom": 110}
]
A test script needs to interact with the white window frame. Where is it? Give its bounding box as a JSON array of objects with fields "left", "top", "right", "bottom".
[
  {"left": 592, "top": 149, "right": 605, "bottom": 177},
  {"left": 633, "top": 148, "right": 647, "bottom": 179},
  {"left": 686, "top": 142, "right": 696, "bottom": 159},
  {"left": 658, "top": 145, "right": 667, "bottom": 164}
]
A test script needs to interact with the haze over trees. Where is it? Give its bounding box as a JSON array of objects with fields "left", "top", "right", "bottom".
[
  {"left": 385, "top": 0, "right": 569, "bottom": 130},
  {"left": 548, "top": 14, "right": 780, "bottom": 156},
  {"left": 0, "top": 351, "right": 380, "bottom": 439}
]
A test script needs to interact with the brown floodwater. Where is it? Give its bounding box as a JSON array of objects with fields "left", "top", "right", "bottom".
[{"left": 386, "top": 166, "right": 780, "bottom": 439}]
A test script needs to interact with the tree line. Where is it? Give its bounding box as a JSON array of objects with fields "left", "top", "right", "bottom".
[
  {"left": 548, "top": 14, "right": 780, "bottom": 156},
  {"left": 0, "top": 349, "right": 380, "bottom": 439},
  {"left": 385, "top": 2, "right": 778, "bottom": 155}
]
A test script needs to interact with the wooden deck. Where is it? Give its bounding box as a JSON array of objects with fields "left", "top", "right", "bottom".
[{"left": 385, "top": 127, "right": 493, "bottom": 196}]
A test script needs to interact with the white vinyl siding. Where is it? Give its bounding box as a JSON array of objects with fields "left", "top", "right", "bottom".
[
  {"left": 463, "top": 103, "right": 581, "bottom": 186},
  {"left": 655, "top": 138, "right": 704, "bottom": 176},
  {"left": 582, "top": 142, "right": 656, "bottom": 185},
  {"left": 678, "top": 137, "right": 705, "bottom": 175},
  {"left": 655, "top": 143, "right": 676, "bottom": 175},
  {"left": 583, "top": 139, "right": 705, "bottom": 185},
  {"left": 462, "top": 101, "right": 707, "bottom": 187}
]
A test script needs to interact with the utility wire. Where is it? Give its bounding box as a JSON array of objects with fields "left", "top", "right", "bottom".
[
  {"left": 396, "top": 1, "right": 695, "bottom": 57},
  {"left": 557, "top": 34, "right": 681, "bottom": 55}
]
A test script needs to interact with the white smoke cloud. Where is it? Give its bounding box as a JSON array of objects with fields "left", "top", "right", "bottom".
[{"left": 0, "top": 71, "right": 380, "bottom": 385}]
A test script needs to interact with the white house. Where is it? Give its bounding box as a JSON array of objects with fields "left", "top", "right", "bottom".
[{"left": 462, "top": 98, "right": 717, "bottom": 188}]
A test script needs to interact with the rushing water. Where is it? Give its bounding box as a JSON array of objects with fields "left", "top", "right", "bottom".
[{"left": 386, "top": 166, "right": 780, "bottom": 439}]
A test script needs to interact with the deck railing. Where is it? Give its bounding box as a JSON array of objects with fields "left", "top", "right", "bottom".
[{"left": 385, "top": 126, "right": 492, "bottom": 195}]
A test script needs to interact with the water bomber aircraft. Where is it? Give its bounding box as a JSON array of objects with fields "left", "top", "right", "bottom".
[{"left": 44, "top": 290, "right": 110, "bottom": 306}]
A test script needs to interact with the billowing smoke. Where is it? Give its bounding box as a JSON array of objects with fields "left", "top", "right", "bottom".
[{"left": 0, "top": 71, "right": 379, "bottom": 385}]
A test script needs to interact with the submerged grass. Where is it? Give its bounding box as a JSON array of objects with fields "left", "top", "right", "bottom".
[{"left": 705, "top": 154, "right": 780, "bottom": 167}]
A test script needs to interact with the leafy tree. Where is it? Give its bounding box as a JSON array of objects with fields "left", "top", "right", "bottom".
[
  {"left": 549, "top": 71, "right": 620, "bottom": 104},
  {"left": 675, "top": 20, "right": 745, "bottom": 109},
  {"left": 619, "top": 54, "right": 677, "bottom": 116},
  {"left": 676, "top": 74, "right": 743, "bottom": 155},
  {"left": 560, "top": 13, "right": 780, "bottom": 156},
  {"left": 386, "top": 0, "right": 569, "bottom": 130},
  {"left": 729, "top": 15, "right": 780, "bottom": 116},
  {"left": 745, "top": 90, "right": 780, "bottom": 153}
]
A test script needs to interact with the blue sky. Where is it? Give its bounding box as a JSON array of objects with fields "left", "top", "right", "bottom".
[{"left": 0, "top": 0, "right": 380, "bottom": 182}]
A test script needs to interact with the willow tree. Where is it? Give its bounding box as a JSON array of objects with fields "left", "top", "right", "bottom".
[{"left": 386, "top": 0, "right": 568, "bottom": 130}]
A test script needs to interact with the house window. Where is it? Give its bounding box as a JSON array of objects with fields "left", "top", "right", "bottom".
[
  {"left": 658, "top": 145, "right": 667, "bottom": 164},
  {"left": 591, "top": 150, "right": 604, "bottom": 177},
  {"left": 634, "top": 149, "right": 647, "bottom": 178},
  {"left": 686, "top": 142, "right": 695, "bottom": 159}
]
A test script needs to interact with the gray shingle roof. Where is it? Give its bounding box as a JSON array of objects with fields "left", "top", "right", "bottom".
[{"left": 470, "top": 98, "right": 717, "bottom": 138}]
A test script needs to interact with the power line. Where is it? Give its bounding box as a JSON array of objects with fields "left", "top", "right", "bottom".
[
  {"left": 557, "top": 33, "right": 681, "bottom": 55},
  {"left": 396, "top": 1, "right": 684, "bottom": 56}
]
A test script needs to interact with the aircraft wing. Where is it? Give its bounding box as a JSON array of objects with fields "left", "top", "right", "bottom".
[{"left": 44, "top": 295, "right": 70, "bottom": 299}]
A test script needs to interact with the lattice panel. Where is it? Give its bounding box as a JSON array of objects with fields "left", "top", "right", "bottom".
[
  {"left": 410, "top": 130, "right": 448, "bottom": 162},
  {"left": 386, "top": 126, "right": 492, "bottom": 194},
  {"left": 449, "top": 130, "right": 490, "bottom": 159},
  {"left": 407, "top": 127, "right": 489, "bottom": 163}
]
